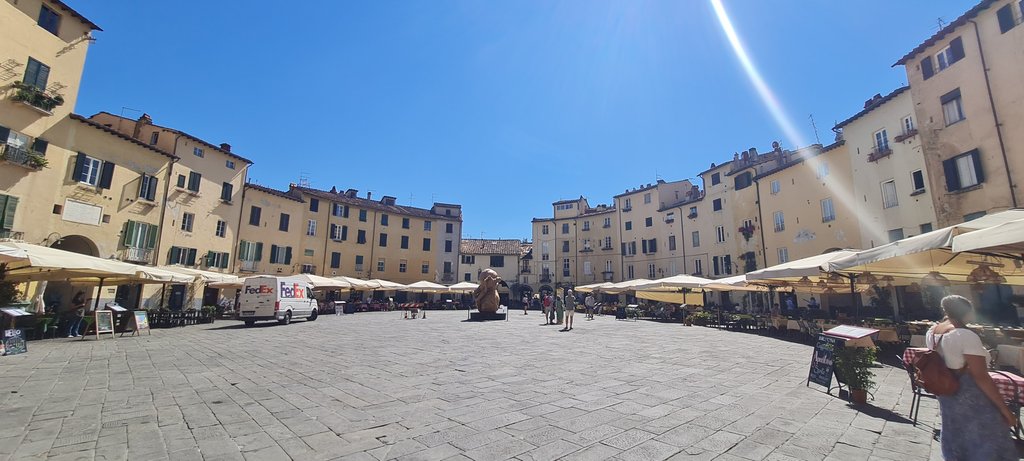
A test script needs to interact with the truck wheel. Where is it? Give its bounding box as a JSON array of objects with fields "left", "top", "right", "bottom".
[
  {"left": 307, "top": 309, "right": 318, "bottom": 321},
  {"left": 278, "top": 312, "right": 291, "bottom": 325},
  {"left": 244, "top": 320, "right": 255, "bottom": 327}
]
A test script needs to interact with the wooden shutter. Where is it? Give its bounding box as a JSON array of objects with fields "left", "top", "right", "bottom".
[
  {"left": 284, "top": 247, "right": 292, "bottom": 265},
  {"left": 949, "top": 37, "right": 965, "bottom": 63},
  {"left": 724, "top": 255, "right": 732, "bottom": 274},
  {"left": 310, "top": 198, "right": 319, "bottom": 212},
  {"left": 641, "top": 240, "right": 648, "bottom": 254},
  {"left": 168, "top": 247, "right": 180, "bottom": 265},
  {"left": 942, "top": 157, "right": 961, "bottom": 191},
  {"left": 122, "top": 220, "right": 137, "bottom": 247},
  {"left": 341, "top": 225, "right": 348, "bottom": 241},
  {"left": 147, "top": 176, "right": 158, "bottom": 201},
  {"left": 713, "top": 256, "right": 719, "bottom": 275},
  {"left": 0, "top": 195, "right": 17, "bottom": 231},
  {"left": 30, "top": 138, "right": 47, "bottom": 155},
  {"left": 621, "top": 242, "right": 626, "bottom": 256},
  {"left": 145, "top": 224, "right": 158, "bottom": 249},
  {"left": 998, "top": 5, "right": 1015, "bottom": 33},
  {"left": 205, "top": 251, "right": 215, "bottom": 267},
  {"left": 254, "top": 242, "right": 263, "bottom": 261},
  {"left": 33, "top": 62, "right": 49, "bottom": 90},
  {"left": 650, "top": 238, "right": 657, "bottom": 253},
  {"left": 73, "top": 153, "right": 87, "bottom": 181},
  {"left": 270, "top": 245, "right": 279, "bottom": 264},
  {"left": 186, "top": 248, "right": 197, "bottom": 266},
  {"left": 221, "top": 182, "right": 232, "bottom": 201},
  {"left": 921, "top": 56, "right": 934, "bottom": 80},
  {"left": 331, "top": 252, "right": 340, "bottom": 269},
  {"left": 176, "top": 174, "right": 186, "bottom": 188},
  {"left": 188, "top": 172, "right": 201, "bottom": 192},
  {"left": 98, "top": 161, "right": 115, "bottom": 189},
  {"left": 970, "top": 150, "right": 985, "bottom": 184},
  {"left": 219, "top": 253, "right": 229, "bottom": 269},
  {"left": 0, "top": 125, "right": 9, "bottom": 143}
]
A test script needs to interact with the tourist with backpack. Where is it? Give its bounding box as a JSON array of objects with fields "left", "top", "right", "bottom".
[{"left": 924, "top": 295, "right": 1016, "bottom": 460}]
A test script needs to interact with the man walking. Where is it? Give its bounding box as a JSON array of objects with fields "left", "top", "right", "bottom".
[
  {"left": 522, "top": 294, "right": 529, "bottom": 315},
  {"left": 585, "top": 293, "right": 596, "bottom": 320},
  {"left": 542, "top": 294, "right": 553, "bottom": 324},
  {"left": 562, "top": 289, "right": 576, "bottom": 331}
]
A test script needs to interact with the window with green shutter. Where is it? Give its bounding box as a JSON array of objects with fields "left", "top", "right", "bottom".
[{"left": 0, "top": 194, "right": 19, "bottom": 235}]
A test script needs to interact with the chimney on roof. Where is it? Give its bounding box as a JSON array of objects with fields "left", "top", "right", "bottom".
[
  {"left": 749, "top": 147, "right": 757, "bottom": 159},
  {"left": 219, "top": 143, "right": 231, "bottom": 152},
  {"left": 133, "top": 113, "right": 153, "bottom": 140},
  {"left": 329, "top": 186, "right": 337, "bottom": 193},
  {"left": 381, "top": 196, "right": 396, "bottom": 206},
  {"left": 863, "top": 93, "right": 883, "bottom": 109},
  {"left": 366, "top": 191, "right": 372, "bottom": 200},
  {"left": 345, "top": 189, "right": 357, "bottom": 198}
]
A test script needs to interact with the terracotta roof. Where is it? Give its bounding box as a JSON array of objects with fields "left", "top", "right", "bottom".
[
  {"left": 90, "top": 112, "right": 253, "bottom": 164},
  {"left": 658, "top": 193, "right": 705, "bottom": 212},
  {"left": 834, "top": 87, "right": 910, "bottom": 130},
  {"left": 289, "top": 185, "right": 462, "bottom": 221},
  {"left": 69, "top": 114, "right": 177, "bottom": 159},
  {"left": 893, "top": 0, "right": 996, "bottom": 66},
  {"left": 613, "top": 179, "right": 669, "bottom": 198},
  {"left": 553, "top": 197, "right": 583, "bottom": 205},
  {"left": 49, "top": 0, "right": 102, "bottom": 31},
  {"left": 460, "top": 239, "right": 525, "bottom": 256},
  {"left": 245, "top": 183, "right": 304, "bottom": 202}
]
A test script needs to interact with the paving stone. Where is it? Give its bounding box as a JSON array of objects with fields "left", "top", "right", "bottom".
[{"left": 613, "top": 439, "right": 681, "bottom": 461}]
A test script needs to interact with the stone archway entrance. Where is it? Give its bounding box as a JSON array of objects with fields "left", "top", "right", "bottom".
[{"left": 50, "top": 235, "right": 99, "bottom": 257}]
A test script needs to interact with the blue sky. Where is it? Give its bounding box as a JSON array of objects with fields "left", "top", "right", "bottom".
[{"left": 72, "top": 1, "right": 973, "bottom": 241}]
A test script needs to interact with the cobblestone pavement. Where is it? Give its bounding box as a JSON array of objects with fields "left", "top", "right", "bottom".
[{"left": 0, "top": 310, "right": 972, "bottom": 461}]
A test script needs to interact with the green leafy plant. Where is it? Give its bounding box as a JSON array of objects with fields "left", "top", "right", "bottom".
[
  {"left": 689, "top": 311, "right": 714, "bottom": 326},
  {"left": 26, "top": 153, "right": 48, "bottom": 169},
  {"left": 11, "top": 81, "right": 65, "bottom": 112},
  {"left": 835, "top": 346, "right": 877, "bottom": 390},
  {"left": 0, "top": 264, "right": 23, "bottom": 307}
]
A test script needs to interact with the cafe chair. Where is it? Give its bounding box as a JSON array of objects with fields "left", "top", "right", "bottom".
[
  {"left": 990, "top": 370, "right": 1022, "bottom": 439},
  {"left": 897, "top": 355, "right": 935, "bottom": 426}
]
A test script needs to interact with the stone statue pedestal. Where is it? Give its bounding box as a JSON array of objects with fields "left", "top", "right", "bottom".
[{"left": 468, "top": 309, "right": 507, "bottom": 322}]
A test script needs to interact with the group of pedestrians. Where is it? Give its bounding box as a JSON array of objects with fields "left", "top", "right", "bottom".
[{"left": 537, "top": 289, "right": 596, "bottom": 332}]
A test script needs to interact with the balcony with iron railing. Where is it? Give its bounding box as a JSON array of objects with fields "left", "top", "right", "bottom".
[
  {"left": 893, "top": 128, "right": 918, "bottom": 143},
  {"left": 120, "top": 247, "right": 154, "bottom": 264},
  {"left": 1, "top": 144, "right": 47, "bottom": 170},
  {"left": 240, "top": 260, "right": 259, "bottom": 272},
  {"left": 520, "top": 266, "right": 531, "bottom": 274},
  {"left": 601, "top": 271, "right": 614, "bottom": 282},
  {"left": 9, "top": 82, "right": 65, "bottom": 115},
  {"left": 868, "top": 145, "right": 893, "bottom": 163},
  {"left": 540, "top": 273, "right": 552, "bottom": 283},
  {"left": 441, "top": 273, "right": 455, "bottom": 283}
]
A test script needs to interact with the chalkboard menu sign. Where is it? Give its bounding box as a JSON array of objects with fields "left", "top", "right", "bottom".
[
  {"left": 808, "top": 333, "right": 844, "bottom": 389},
  {"left": 1, "top": 329, "right": 27, "bottom": 356},
  {"left": 94, "top": 311, "right": 115, "bottom": 340}
]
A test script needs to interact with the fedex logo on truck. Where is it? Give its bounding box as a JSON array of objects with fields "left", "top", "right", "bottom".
[
  {"left": 244, "top": 285, "right": 274, "bottom": 295},
  {"left": 279, "top": 282, "right": 305, "bottom": 299}
]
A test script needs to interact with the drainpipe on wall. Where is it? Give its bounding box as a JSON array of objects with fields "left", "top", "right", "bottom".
[
  {"left": 231, "top": 166, "right": 248, "bottom": 274},
  {"left": 321, "top": 200, "right": 331, "bottom": 276},
  {"left": 153, "top": 134, "right": 183, "bottom": 268},
  {"left": 968, "top": 19, "right": 1017, "bottom": 208}
]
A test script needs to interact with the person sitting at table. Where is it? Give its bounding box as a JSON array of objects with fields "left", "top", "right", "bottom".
[
  {"left": 927, "top": 295, "right": 1017, "bottom": 460},
  {"left": 807, "top": 296, "right": 819, "bottom": 310}
]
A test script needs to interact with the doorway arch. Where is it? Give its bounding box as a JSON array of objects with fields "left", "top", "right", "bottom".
[{"left": 50, "top": 235, "right": 99, "bottom": 257}]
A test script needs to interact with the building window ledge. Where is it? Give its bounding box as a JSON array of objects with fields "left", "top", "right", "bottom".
[
  {"left": 135, "top": 198, "right": 158, "bottom": 207},
  {"left": 174, "top": 186, "right": 201, "bottom": 197},
  {"left": 947, "top": 184, "right": 983, "bottom": 195},
  {"left": 910, "top": 189, "right": 927, "bottom": 197}
]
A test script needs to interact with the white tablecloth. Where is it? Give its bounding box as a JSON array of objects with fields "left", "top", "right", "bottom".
[{"left": 997, "top": 344, "right": 1024, "bottom": 372}]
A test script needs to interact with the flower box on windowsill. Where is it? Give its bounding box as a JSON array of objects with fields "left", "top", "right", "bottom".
[
  {"left": 10, "top": 82, "right": 64, "bottom": 115},
  {"left": 894, "top": 129, "right": 918, "bottom": 143}
]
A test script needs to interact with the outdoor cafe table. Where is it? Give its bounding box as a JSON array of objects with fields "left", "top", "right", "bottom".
[{"left": 903, "top": 347, "right": 1024, "bottom": 406}]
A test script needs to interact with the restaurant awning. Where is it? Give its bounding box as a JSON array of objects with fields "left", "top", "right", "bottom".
[
  {"left": 367, "top": 279, "right": 406, "bottom": 290},
  {"left": 332, "top": 276, "right": 376, "bottom": 290},
  {"left": 601, "top": 279, "right": 654, "bottom": 294},
  {"left": 827, "top": 210, "right": 1024, "bottom": 285},
  {"left": 633, "top": 274, "right": 711, "bottom": 291},
  {"left": 291, "top": 274, "right": 354, "bottom": 289}
]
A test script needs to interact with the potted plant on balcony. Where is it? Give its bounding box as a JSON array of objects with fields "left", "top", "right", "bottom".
[
  {"left": 834, "top": 345, "right": 876, "bottom": 404},
  {"left": 11, "top": 81, "right": 65, "bottom": 112},
  {"left": 738, "top": 223, "right": 756, "bottom": 241},
  {"left": 26, "top": 153, "right": 48, "bottom": 169}
]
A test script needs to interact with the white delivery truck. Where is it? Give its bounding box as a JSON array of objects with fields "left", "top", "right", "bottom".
[{"left": 238, "top": 276, "right": 319, "bottom": 326}]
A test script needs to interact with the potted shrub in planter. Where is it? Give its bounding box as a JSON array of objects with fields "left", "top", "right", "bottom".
[
  {"left": 200, "top": 306, "right": 217, "bottom": 324},
  {"left": 835, "top": 345, "right": 877, "bottom": 404}
]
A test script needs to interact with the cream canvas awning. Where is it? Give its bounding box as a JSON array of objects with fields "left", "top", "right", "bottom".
[
  {"left": 700, "top": 275, "right": 775, "bottom": 292},
  {"left": 367, "top": 279, "right": 406, "bottom": 290},
  {"left": 601, "top": 279, "right": 653, "bottom": 294},
  {"left": 447, "top": 281, "right": 478, "bottom": 292},
  {"left": 157, "top": 266, "right": 240, "bottom": 283},
  {"left": 575, "top": 282, "right": 612, "bottom": 293},
  {"left": 403, "top": 280, "right": 448, "bottom": 292},
  {"left": 332, "top": 276, "right": 377, "bottom": 290},
  {"left": 952, "top": 218, "right": 1024, "bottom": 255}
]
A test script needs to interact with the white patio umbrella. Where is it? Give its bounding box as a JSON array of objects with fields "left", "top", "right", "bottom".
[
  {"left": 0, "top": 242, "right": 190, "bottom": 284},
  {"left": 447, "top": 281, "right": 479, "bottom": 293},
  {"left": 575, "top": 282, "right": 613, "bottom": 293},
  {"left": 157, "top": 266, "right": 240, "bottom": 283},
  {"left": 291, "top": 274, "right": 354, "bottom": 289},
  {"left": 700, "top": 275, "right": 777, "bottom": 292},
  {"left": 952, "top": 218, "right": 1024, "bottom": 255},
  {"left": 601, "top": 279, "right": 653, "bottom": 295},
  {"left": 332, "top": 276, "right": 376, "bottom": 290},
  {"left": 367, "top": 279, "right": 406, "bottom": 290},
  {"left": 403, "top": 280, "right": 448, "bottom": 293},
  {"left": 827, "top": 209, "right": 1024, "bottom": 285},
  {"left": 634, "top": 274, "right": 712, "bottom": 291}
]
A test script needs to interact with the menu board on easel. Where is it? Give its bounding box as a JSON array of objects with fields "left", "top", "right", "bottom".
[
  {"left": 807, "top": 333, "right": 843, "bottom": 389},
  {"left": 94, "top": 310, "right": 115, "bottom": 340},
  {"left": 124, "top": 311, "right": 150, "bottom": 337},
  {"left": 1, "top": 329, "right": 27, "bottom": 356}
]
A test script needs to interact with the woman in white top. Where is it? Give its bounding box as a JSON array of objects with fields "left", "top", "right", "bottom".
[{"left": 926, "top": 295, "right": 1016, "bottom": 460}]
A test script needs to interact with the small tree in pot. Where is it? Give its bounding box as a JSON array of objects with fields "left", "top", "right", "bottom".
[{"left": 835, "top": 345, "right": 877, "bottom": 404}]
